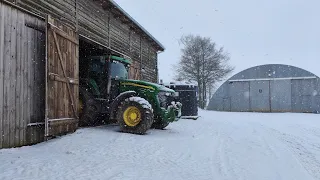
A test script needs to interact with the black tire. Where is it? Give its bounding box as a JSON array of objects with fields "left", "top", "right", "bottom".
[
  {"left": 117, "top": 97, "right": 154, "bottom": 135},
  {"left": 79, "top": 87, "right": 99, "bottom": 127},
  {"left": 152, "top": 120, "right": 170, "bottom": 130}
]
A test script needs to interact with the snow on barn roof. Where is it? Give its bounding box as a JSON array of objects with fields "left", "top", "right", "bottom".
[
  {"left": 108, "top": 0, "right": 165, "bottom": 52},
  {"left": 162, "top": 81, "right": 198, "bottom": 87}
]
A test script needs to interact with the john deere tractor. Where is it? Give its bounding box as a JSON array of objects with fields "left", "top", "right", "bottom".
[{"left": 79, "top": 55, "right": 182, "bottom": 134}]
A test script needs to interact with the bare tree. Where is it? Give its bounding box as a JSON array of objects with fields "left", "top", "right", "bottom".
[{"left": 175, "top": 35, "right": 234, "bottom": 109}]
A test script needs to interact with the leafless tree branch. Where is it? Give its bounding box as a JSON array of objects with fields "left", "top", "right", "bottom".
[{"left": 175, "top": 34, "right": 234, "bottom": 108}]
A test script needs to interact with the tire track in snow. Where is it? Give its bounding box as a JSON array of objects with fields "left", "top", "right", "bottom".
[
  {"left": 212, "top": 121, "right": 244, "bottom": 180},
  {"left": 212, "top": 119, "right": 315, "bottom": 180},
  {"left": 259, "top": 125, "right": 320, "bottom": 180}
]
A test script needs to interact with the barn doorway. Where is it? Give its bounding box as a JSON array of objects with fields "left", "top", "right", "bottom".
[
  {"left": 78, "top": 37, "right": 110, "bottom": 126},
  {"left": 78, "top": 36, "right": 130, "bottom": 127}
]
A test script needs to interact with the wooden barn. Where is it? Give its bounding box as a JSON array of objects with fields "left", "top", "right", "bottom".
[{"left": 0, "top": 0, "right": 165, "bottom": 149}]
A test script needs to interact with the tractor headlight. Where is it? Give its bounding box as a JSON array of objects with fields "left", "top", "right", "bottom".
[
  {"left": 157, "top": 92, "right": 168, "bottom": 108},
  {"left": 158, "top": 91, "right": 177, "bottom": 108}
]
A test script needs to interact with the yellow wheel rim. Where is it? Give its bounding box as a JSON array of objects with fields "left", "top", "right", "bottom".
[{"left": 123, "top": 106, "right": 141, "bottom": 127}]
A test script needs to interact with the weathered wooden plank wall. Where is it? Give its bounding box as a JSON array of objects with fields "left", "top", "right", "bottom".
[
  {"left": 0, "top": 2, "right": 45, "bottom": 148},
  {"left": 6, "top": 0, "right": 160, "bottom": 82},
  {"left": 77, "top": 0, "right": 109, "bottom": 46},
  {"left": 17, "top": 0, "right": 76, "bottom": 28},
  {"left": 129, "top": 31, "right": 141, "bottom": 80},
  {"left": 77, "top": 0, "right": 159, "bottom": 82},
  {"left": 0, "top": 2, "right": 4, "bottom": 149}
]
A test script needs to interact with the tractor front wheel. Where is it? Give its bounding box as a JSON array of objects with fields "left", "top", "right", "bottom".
[{"left": 117, "top": 97, "right": 154, "bottom": 135}]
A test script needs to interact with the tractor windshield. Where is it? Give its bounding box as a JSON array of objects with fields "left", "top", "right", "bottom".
[{"left": 110, "top": 61, "right": 129, "bottom": 79}]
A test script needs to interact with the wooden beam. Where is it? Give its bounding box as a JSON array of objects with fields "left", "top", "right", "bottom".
[
  {"left": 27, "top": 122, "right": 45, "bottom": 127},
  {"left": 48, "top": 118, "right": 78, "bottom": 127},
  {"left": 25, "top": 22, "right": 45, "bottom": 33},
  {"left": 49, "top": 23, "right": 79, "bottom": 45},
  {"left": 48, "top": 73, "right": 79, "bottom": 85}
]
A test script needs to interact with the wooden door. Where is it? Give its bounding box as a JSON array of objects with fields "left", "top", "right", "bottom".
[{"left": 45, "top": 16, "right": 79, "bottom": 137}]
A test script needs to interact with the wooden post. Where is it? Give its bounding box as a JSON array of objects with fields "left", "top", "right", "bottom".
[{"left": 45, "top": 15, "right": 49, "bottom": 138}]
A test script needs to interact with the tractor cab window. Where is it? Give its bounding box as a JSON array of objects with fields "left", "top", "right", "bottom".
[
  {"left": 110, "top": 61, "right": 129, "bottom": 79},
  {"left": 88, "top": 58, "right": 107, "bottom": 85}
]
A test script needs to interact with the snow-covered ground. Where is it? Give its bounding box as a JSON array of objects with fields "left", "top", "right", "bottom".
[{"left": 1, "top": 110, "right": 320, "bottom": 180}]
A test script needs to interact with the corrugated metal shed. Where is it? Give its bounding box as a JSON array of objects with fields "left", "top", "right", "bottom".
[{"left": 208, "top": 64, "right": 320, "bottom": 113}]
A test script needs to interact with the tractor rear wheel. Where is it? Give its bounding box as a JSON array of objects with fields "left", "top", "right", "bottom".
[
  {"left": 79, "top": 87, "right": 99, "bottom": 126},
  {"left": 117, "top": 97, "right": 154, "bottom": 134}
]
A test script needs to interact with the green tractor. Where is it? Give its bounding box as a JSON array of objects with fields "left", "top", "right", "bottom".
[{"left": 79, "top": 55, "right": 182, "bottom": 134}]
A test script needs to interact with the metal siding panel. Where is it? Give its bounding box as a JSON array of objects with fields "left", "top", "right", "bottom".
[
  {"left": 312, "top": 79, "right": 320, "bottom": 113},
  {"left": 208, "top": 82, "right": 230, "bottom": 111},
  {"left": 312, "top": 95, "right": 320, "bottom": 113},
  {"left": 301, "top": 95, "right": 312, "bottom": 112},
  {"left": 270, "top": 80, "right": 291, "bottom": 112},
  {"left": 291, "top": 79, "right": 316, "bottom": 113},
  {"left": 250, "top": 81, "right": 270, "bottom": 112},
  {"left": 229, "top": 82, "right": 250, "bottom": 112},
  {"left": 223, "top": 98, "right": 231, "bottom": 111},
  {"left": 208, "top": 98, "right": 223, "bottom": 111}
]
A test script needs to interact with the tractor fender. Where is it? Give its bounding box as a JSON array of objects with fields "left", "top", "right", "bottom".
[{"left": 109, "top": 91, "right": 137, "bottom": 119}]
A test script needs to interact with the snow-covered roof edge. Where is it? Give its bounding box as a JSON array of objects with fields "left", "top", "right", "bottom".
[{"left": 162, "top": 81, "right": 198, "bottom": 87}]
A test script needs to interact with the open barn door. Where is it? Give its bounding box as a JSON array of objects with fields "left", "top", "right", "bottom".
[{"left": 45, "top": 16, "right": 79, "bottom": 138}]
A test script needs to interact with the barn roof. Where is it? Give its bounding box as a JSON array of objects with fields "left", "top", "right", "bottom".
[
  {"left": 229, "top": 64, "right": 318, "bottom": 80},
  {"left": 106, "top": 0, "right": 165, "bottom": 52}
]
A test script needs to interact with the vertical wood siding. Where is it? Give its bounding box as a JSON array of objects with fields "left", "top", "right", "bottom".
[
  {"left": 128, "top": 31, "right": 142, "bottom": 80},
  {"left": 0, "top": 2, "right": 46, "bottom": 148},
  {"left": 46, "top": 17, "right": 79, "bottom": 137}
]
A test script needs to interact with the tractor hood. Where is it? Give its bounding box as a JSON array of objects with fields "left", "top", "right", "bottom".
[{"left": 120, "top": 79, "right": 175, "bottom": 93}]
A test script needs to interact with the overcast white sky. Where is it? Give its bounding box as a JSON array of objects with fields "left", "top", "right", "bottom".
[{"left": 115, "top": 0, "right": 320, "bottom": 84}]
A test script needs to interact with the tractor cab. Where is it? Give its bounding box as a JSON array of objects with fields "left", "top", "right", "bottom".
[{"left": 80, "top": 55, "right": 131, "bottom": 99}]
